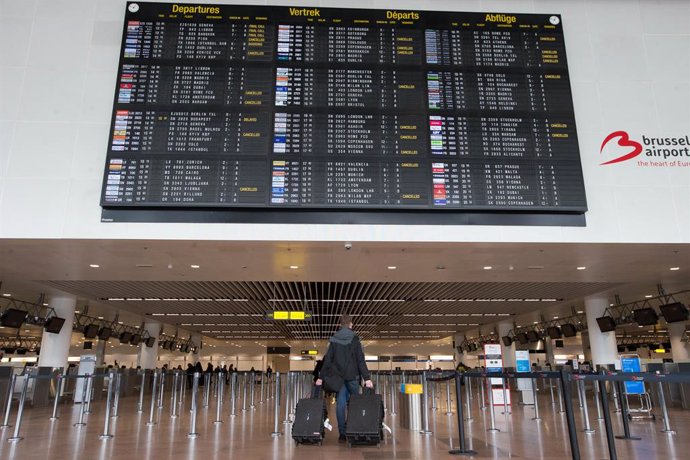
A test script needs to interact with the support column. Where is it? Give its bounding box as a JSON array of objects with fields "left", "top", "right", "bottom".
[
  {"left": 668, "top": 322, "right": 690, "bottom": 363},
  {"left": 543, "top": 337, "right": 555, "bottom": 366},
  {"left": 138, "top": 322, "right": 160, "bottom": 370},
  {"left": 453, "top": 333, "right": 466, "bottom": 366},
  {"left": 581, "top": 332, "right": 592, "bottom": 363},
  {"left": 95, "top": 340, "right": 107, "bottom": 366},
  {"left": 37, "top": 295, "right": 76, "bottom": 371},
  {"left": 498, "top": 321, "right": 516, "bottom": 370},
  {"left": 585, "top": 296, "right": 618, "bottom": 369},
  {"left": 191, "top": 334, "right": 202, "bottom": 365}
]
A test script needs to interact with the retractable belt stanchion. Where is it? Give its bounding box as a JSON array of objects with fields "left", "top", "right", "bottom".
[
  {"left": 158, "top": 371, "right": 166, "bottom": 409},
  {"left": 74, "top": 374, "right": 89, "bottom": 427},
  {"left": 556, "top": 376, "right": 565, "bottom": 413},
  {"left": 390, "top": 372, "right": 397, "bottom": 416},
  {"left": 420, "top": 371, "right": 432, "bottom": 435},
  {"left": 99, "top": 370, "right": 115, "bottom": 440},
  {"left": 446, "top": 379, "right": 454, "bottom": 415},
  {"left": 593, "top": 378, "right": 603, "bottom": 420},
  {"left": 271, "top": 372, "right": 282, "bottom": 437},
  {"left": 260, "top": 372, "right": 265, "bottom": 404},
  {"left": 250, "top": 371, "right": 256, "bottom": 409},
  {"left": 431, "top": 376, "right": 437, "bottom": 410},
  {"left": 486, "top": 378, "right": 499, "bottom": 432},
  {"left": 549, "top": 378, "right": 556, "bottom": 406},
  {"left": 614, "top": 380, "right": 640, "bottom": 440},
  {"left": 283, "top": 372, "right": 291, "bottom": 424},
  {"left": 1, "top": 373, "right": 17, "bottom": 428},
  {"left": 137, "top": 370, "right": 146, "bottom": 414},
  {"left": 170, "top": 372, "right": 179, "bottom": 419},
  {"left": 203, "top": 373, "right": 211, "bottom": 408},
  {"left": 448, "top": 373, "right": 477, "bottom": 456},
  {"left": 230, "top": 373, "right": 238, "bottom": 417},
  {"left": 112, "top": 372, "right": 121, "bottom": 418},
  {"left": 7, "top": 371, "right": 31, "bottom": 443},
  {"left": 242, "top": 373, "right": 249, "bottom": 413},
  {"left": 577, "top": 379, "right": 594, "bottom": 434},
  {"left": 657, "top": 381, "right": 675, "bottom": 434},
  {"left": 559, "top": 370, "right": 581, "bottom": 460},
  {"left": 611, "top": 380, "right": 620, "bottom": 412},
  {"left": 598, "top": 373, "right": 618, "bottom": 460},
  {"left": 188, "top": 372, "right": 200, "bottom": 438},
  {"left": 85, "top": 374, "right": 94, "bottom": 414},
  {"left": 50, "top": 374, "right": 63, "bottom": 421},
  {"left": 463, "top": 377, "right": 471, "bottom": 419},
  {"left": 501, "top": 377, "right": 510, "bottom": 415},
  {"left": 480, "top": 376, "right": 487, "bottom": 410},
  {"left": 531, "top": 377, "right": 541, "bottom": 421},
  {"left": 146, "top": 371, "right": 158, "bottom": 426},
  {"left": 214, "top": 372, "right": 224, "bottom": 424}
]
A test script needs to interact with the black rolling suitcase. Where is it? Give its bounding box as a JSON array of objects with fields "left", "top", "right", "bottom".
[
  {"left": 345, "top": 386, "right": 385, "bottom": 446},
  {"left": 292, "top": 386, "right": 328, "bottom": 445}
]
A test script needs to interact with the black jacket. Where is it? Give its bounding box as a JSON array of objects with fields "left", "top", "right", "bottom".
[{"left": 321, "top": 327, "right": 370, "bottom": 381}]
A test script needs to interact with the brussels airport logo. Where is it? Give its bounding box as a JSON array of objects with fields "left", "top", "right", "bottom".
[{"left": 600, "top": 131, "right": 690, "bottom": 167}]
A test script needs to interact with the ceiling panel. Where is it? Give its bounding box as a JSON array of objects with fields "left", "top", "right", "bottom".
[{"left": 41, "top": 280, "right": 618, "bottom": 340}]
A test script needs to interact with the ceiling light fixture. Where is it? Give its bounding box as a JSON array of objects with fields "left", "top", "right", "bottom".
[
  {"left": 576, "top": 266, "right": 586, "bottom": 270},
  {"left": 645, "top": 295, "right": 653, "bottom": 299},
  {"left": 387, "top": 266, "right": 397, "bottom": 270},
  {"left": 190, "top": 264, "right": 200, "bottom": 269},
  {"left": 670, "top": 267, "right": 680, "bottom": 271},
  {"left": 2, "top": 294, "right": 11, "bottom": 297},
  {"left": 289, "top": 265, "right": 299, "bottom": 269},
  {"left": 89, "top": 264, "right": 100, "bottom": 268},
  {"left": 483, "top": 266, "right": 492, "bottom": 270}
]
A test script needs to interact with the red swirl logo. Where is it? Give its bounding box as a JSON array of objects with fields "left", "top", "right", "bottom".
[{"left": 600, "top": 131, "right": 642, "bottom": 165}]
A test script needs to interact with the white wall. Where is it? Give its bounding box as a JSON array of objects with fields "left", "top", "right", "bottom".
[{"left": 1, "top": 0, "right": 689, "bottom": 243}]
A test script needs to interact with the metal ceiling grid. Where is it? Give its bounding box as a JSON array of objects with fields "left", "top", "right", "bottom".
[{"left": 41, "top": 280, "right": 619, "bottom": 340}]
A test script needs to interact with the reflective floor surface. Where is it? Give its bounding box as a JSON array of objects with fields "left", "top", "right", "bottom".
[{"left": 0, "top": 385, "right": 688, "bottom": 459}]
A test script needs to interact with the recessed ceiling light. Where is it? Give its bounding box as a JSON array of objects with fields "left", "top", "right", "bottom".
[
  {"left": 483, "top": 266, "right": 492, "bottom": 270},
  {"left": 43, "top": 303, "right": 49, "bottom": 306},
  {"left": 289, "top": 265, "right": 299, "bottom": 269},
  {"left": 577, "top": 310, "right": 583, "bottom": 314},
  {"left": 553, "top": 316, "right": 559, "bottom": 319},
  {"left": 576, "top": 266, "right": 586, "bottom": 270},
  {"left": 190, "top": 264, "right": 200, "bottom": 269},
  {"left": 89, "top": 264, "right": 100, "bottom": 268},
  {"left": 645, "top": 295, "right": 653, "bottom": 298},
  {"left": 670, "top": 267, "right": 680, "bottom": 271},
  {"left": 2, "top": 293, "right": 11, "bottom": 297},
  {"left": 98, "top": 316, "right": 104, "bottom": 320},
  {"left": 387, "top": 266, "right": 397, "bottom": 270}
]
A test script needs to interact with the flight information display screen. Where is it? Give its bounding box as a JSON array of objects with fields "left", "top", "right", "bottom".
[{"left": 101, "top": 2, "right": 587, "bottom": 215}]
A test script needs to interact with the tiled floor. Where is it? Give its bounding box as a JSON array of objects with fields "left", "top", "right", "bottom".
[{"left": 0, "top": 381, "right": 688, "bottom": 459}]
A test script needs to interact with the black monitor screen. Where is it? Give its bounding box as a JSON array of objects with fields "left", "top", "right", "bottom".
[
  {"left": 633, "top": 308, "right": 659, "bottom": 326},
  {"left": 515, "top": 333, "right": 529, "bottom": 345},
  {"left": 659, "top": 302, "right": 689, "bottom": 323},
  {"left": 83, "top": 324, "right": 99, "bottom": 339},
  {"left": 1, "top": 309, "right": 27, "bottom": 328},
  {"left": 596, "top": 316, "right": 616, "bottom": 333}
]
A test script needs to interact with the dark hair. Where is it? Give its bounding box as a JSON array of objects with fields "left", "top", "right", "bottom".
[{"left": 340, "top": 314, "right": 352, "bottom": 327}]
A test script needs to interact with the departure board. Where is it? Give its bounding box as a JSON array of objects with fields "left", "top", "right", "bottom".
[{"left": 101, "top": 2, "right": 587, "bottom": 215}]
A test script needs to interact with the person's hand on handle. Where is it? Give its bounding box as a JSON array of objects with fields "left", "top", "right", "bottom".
[
  {"left": 315, "top": 378, "right": 323, "bottom": 386},
  {"left": 364, "top": 379, "right": 373, "bottom": 388}
]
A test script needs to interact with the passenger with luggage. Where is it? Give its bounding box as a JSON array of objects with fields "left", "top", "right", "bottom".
[{"left": 315, "top": 314, "right": 374, "bottom": 443}]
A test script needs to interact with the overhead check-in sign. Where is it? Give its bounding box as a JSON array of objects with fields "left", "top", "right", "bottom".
[{"left": 265, "top": 310, "right": 313, "bottom": 321}]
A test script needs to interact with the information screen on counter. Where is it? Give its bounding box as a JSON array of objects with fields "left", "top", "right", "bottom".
[{"left": 101, "top": 2, "right": 587, "bottom": 216}]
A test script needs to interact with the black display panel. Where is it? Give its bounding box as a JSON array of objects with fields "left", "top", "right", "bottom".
[{"left": 101, "top": 2, "right": 587, "bottom": 219}]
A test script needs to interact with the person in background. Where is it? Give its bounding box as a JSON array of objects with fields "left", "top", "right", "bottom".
[
  {"left": 266, "top": 365, "right": 272, "bottom": 381},
  {"left": 315, "top": 313, "right": 372, "bottom": 443},
  {"left": 186, "top": 363, "right": 194, "bottom": 388}
]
